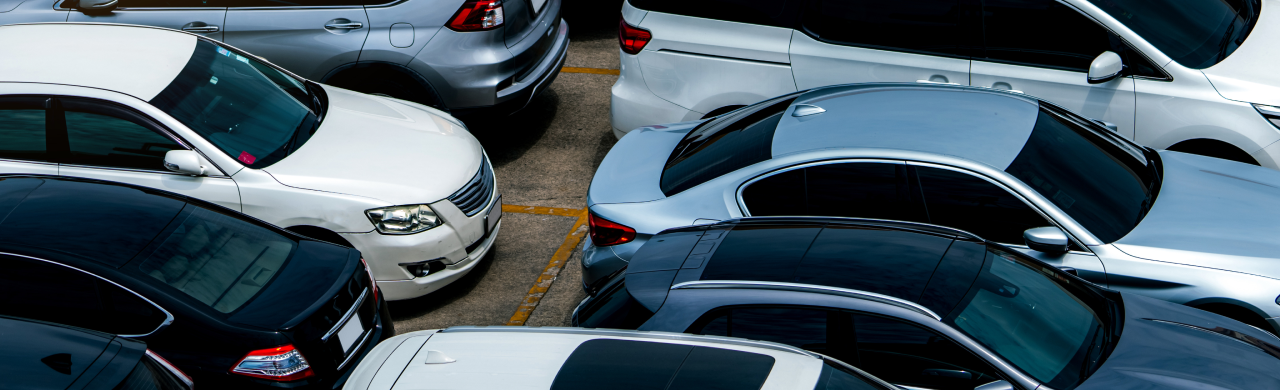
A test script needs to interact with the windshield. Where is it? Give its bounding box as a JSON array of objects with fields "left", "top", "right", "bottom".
[
  {"left": 947, "top": 246, "right": 1115, "bottom": 390},
  {"left": 660, "top": 92, "right": 803, "bottom": 196},
  {"left": 138, "top": 207, "right": 298, "bottom": 313},
  {"left": 1088, "top": 0, "right": 1260, "bottom": 69},
  {"left": 1004, "top": 106, "right": 1159, "bottom": 243},
  {"left": 150, "top": 40, "right": 320, "bottom": 168}
]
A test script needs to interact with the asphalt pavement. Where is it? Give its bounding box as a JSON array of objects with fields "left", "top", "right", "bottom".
[{"left": 389, "top": 0, "right": 626, "bottom": 331}]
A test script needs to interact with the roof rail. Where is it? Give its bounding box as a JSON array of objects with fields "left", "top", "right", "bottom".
[
  {"left": 439, "top": 326, "right": 821, "bottom": 358},
  {"left": 670, "top": 280, "right": 942, "bottom": 321}
]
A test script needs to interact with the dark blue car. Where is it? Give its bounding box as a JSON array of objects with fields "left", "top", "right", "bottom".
[{"left": 574, "top": 217, "right": 1280, "bottom": 390}]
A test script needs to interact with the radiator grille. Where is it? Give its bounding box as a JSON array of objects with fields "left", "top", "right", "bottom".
[{"left": 448, "top": 156, "right": 495, "bottom": 216}]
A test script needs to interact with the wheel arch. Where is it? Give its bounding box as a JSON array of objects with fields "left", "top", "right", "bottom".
[
  {"left": 320, "top": 61, "right": 446, "bottom": 109},
  {"left": 286, "top": 225, "right": 355, "bottom": 248}
]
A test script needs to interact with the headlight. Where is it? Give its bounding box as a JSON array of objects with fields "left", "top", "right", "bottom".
[
  {"left": 1253, "top": 104, "right": 1280, "bottom": 128},
  {"left": 365, "top": 204, "right": 441, "bottom": 234}
]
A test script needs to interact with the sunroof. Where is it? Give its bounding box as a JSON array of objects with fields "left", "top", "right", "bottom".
[{"left": 550, "top": 339, "right": 775, "bottom": 390}]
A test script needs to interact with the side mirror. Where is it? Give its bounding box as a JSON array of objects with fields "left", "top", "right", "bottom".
[
  {"left": 1090, "top": 118, "right": 1119, "bottom": 132},
  {"left": 1024, "top": 227, "right": 1069, "bottom": 253},
  {"left": 75, "top": 0, "right": 117, "bottom": 13},
  {"left": 975, "top": 380, "right": 1014, "bottom": 390},
  {"left": 164, "top": 150, "right": 206, "bottom": 176},
  {"left": 1087, "top": 51, "right": 1125, "bottom": 84}
]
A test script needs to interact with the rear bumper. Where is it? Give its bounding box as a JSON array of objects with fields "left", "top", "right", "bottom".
[
  {"left": 328, "top": 295, "right": 395, "bottom": 389},
  {"left": 451, "top": 20, "right": 570, "bottom": 118}
]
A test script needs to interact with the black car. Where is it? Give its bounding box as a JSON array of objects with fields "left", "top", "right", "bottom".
[
  {"left": 0, "top": 175, "right": 394, "bottom": 389},
  {"left": 574, "top": 217, "right": 1280, "bottom": 390},
  {"left": 1, "top": 315, "right": 193, "bottom": 389}
]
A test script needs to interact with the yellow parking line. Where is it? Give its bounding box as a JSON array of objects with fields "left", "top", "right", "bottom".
[
  {"left": 561, "top": 67, "right": 621, "bottom": 75},
  {"left": 507, "top": 207, "right": 590, "bottom": 326},
  {"left": 502, "top": 204, "right": 584, "bottom": 217}
]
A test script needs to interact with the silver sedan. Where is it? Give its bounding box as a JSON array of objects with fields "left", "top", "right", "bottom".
[{"left": 584, "top": 83, "right": 1280, "bottom": 334}]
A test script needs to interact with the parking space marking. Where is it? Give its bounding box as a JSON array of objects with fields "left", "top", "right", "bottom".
[
  {"left": 506, "top": 207, "right": 590, "bottom": 326},
  {"left": 501, "top": 204, "right": 585, "bottom": 217},
  {"left": 561, "top": 67, "right": 621, "bottom": 75}
]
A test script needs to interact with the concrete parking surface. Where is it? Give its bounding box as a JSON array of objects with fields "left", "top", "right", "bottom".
[{"left": 389, "top": 0, "right": 625, "bottom": 332}]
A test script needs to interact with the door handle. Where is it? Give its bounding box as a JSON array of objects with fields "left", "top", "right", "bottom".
[
  {"left": 916, "top": 79, "right": 960, "bottom": 86},
  {"left": 181, "top": 22, "right": 219, "bottom": 33},
  {"left": 324, "top": 22, "right": 364, "bottom": 30}
]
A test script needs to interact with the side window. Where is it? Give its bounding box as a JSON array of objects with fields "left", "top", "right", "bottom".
[
  {"left": 0, "top": 256, "right": 168, "bottom": 335},
  {"left": 980, "top": 0, "right": 1118, "bottom": 72},
  {"left": 853, "top": 314, "right": 1001, "bottom": 390},
  {"left": 629, "top": 0, "right": 792, "bottom": 27},
  {"left": 61, "top": 99, "right": 186, "bottom": 171},
  {"left": 801, "top": 0, "right": 966, "bottom": 57},
  {"left": 688, "top": 306, "right": 857, "bottom": 365},
  {"left": 743, "top": 162, "right": 926, "bottom": 222},
  {"left": 794, "top": 225, "right": 953, "bottom": 301},
  {"left": 914, "top": 166, "right": 1051, "bottom": 244},
  {"left": 0, "top": 96, "right": 48, "bottom": 162}
]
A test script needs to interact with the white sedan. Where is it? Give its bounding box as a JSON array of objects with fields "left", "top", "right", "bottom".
[
  {"left": 343, "top": 327, "right": 904, "bottom": 390},
  {"left": 0, "top": 23, "right": 501, "bottom": 301}
]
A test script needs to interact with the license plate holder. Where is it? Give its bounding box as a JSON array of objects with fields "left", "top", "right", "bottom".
[
  {"left": 336, "top": 315, "right": 364, "bottom": 353},
  {"left": 485, "top": 195, "right": 502, "bottom": 235}
]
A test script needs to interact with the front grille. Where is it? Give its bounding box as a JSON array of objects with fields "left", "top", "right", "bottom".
[{"left": 448, "top": 156, "right": 495, "bottom": 216}]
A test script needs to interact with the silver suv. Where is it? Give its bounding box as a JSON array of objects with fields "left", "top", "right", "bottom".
[{"left": 0, "top": 0, "right": 568, "bottom": 117}]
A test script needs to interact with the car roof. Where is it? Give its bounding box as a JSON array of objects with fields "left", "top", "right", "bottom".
[
  {"left": 772, "top": 84, "right": 1042, "bottom": 170},
  {"left": 0, "top": 23, "right": 197, "bottom": 101},
  {"left": 0, "top": 315, "right": 145, "bottom": 389}
]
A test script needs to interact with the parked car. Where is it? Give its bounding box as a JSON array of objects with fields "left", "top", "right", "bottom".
[
  {"left": 0, "top": 0, "right": 568, "bottom": 117},
  {"left": 1, "top": 316, "right": 194, "bottom": 390},
  {"left": 586, "top": 82, "right": 1280, "bottom": 334},
  {"left": 343, "top": 326, "right": 903, "bottom": 390},
  {"left": 0, "top": 23, "right": 503, "bottom": 300},
  {"left": 0, "top": 175, "right": 394, "bottom": 389},
  {"left": 611, "top": 0, "right": 1280, "bottom": 167},
  {"left": 575, "top": 217, "right": 1280, "bottom": 390}
]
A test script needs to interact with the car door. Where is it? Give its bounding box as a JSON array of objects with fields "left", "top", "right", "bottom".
[
  {"left": 0, "top": 96, "right": 58, "bottom": 175},
  {"left": 740, "top": 161, "right": 928, "bottom": 223},
  {"left": 967, "top": 0, "right": 1137, "bottom": 139},
  {"left": 66, "top": 0, "right": 226, "bottom": 40},
  {"left": 910, "top": 164, "right": 1107, "bottom": 285},
  {"left": 789, "top": 0, "right": 972, "bottom": 90},
  {"left": 50, "top": 97, "right": 243, "bottom": 211},
  {"left": 222, "top": 0, "right": 369, "bottom": 80}
]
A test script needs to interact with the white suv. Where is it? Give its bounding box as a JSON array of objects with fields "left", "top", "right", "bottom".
[
  {"left": 0, "top": 23, "right": 500, "bottom": 301},
  {"left": 612, "top": 0, "right": 1280, "bottom": 167}
]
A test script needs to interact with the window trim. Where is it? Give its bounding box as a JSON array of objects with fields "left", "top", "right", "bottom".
[
  {"left": 0, "top": 252, "right": 174, "bottom": 338},
  {"left": 52, "top": 96, "right": 232, "bottom": 178},
  {"left": 736, "top": 158, "right": 905, "bottom": 218},
  {"left": 795, "top": 0, "right": 974, "bottom": 61}
]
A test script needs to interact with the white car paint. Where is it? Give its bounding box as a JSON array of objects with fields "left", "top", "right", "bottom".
[
  {"left": 0, "top": 23, "right": 499, "bottom": 300},
  {"left": 612, "top": 0, "right": 1280, "bottom": 168}
]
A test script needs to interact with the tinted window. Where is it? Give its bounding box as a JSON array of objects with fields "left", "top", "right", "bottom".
[
  {"left": 0, "top": 257, "right": 168, "bottom": 335},
  {"left": 815, "top": 361, "right": 890, "bottom": 390},
  {"left": 793, "top": 225, "right": 953, "bottom": 300},
  {"left": 574, "top": 278, "right": 655, "bottom": 329},
  {"left": 744, "top": 163, "right": 926, "bottom": 222},
  {"left": 1005, "top": 108, "right": 1154, "bottom": 243},
  {"left": 979, "top": 0, "right": 1116, "bottom": 72},
  {"left": 802, "top": 0, "right": 966, "bottom": 57},
  {"left": 630, "top": 0, "right": 792, "bottom": 27},
  {"left": 915, "top": 166, "right": 1051, "bottom": 244},
  {"left": 0, "top": 96, "right": 47, "bottom": 162},
  {"left": 918, "top": 241, "right": 986, "bottom": 317},
  {"left": 690, "top": 307, "right": 857, "bottom": 365},
  {"left": 138, "top": 208, "right": 296, "bottom": 313},
  {"left": 660, "top": 93, "right": 799, "bottom": 196},
  {"left": 550, "top": 339, "right": 774, "bottom": 390},
  {"left": 62, "top": 99, "right": 185, "bottom": 171},
  {"left": 1087, "top": 0, "right": 1259, "bottom": 69},
  {"left": 114, "top": 357, "right": 188, "bottom": 390},
  {"left": 853, "top": 314, "right": 1001, "bottom": 390},
  {"left": 151, "top": 40, "right": 317, "bottom": 168},
  {"left": 700, "top": 224, "right": 821, "bottom": 282}
]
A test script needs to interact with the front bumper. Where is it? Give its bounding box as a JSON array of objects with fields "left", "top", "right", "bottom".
[{"left": 376, "top": 220, "right": 500, "bottom": 300}]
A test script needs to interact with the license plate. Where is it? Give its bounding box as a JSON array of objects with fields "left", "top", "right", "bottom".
[
  {"left": 486, "top": 195, "right": 502, "bottom": 234},
  {"left": 336, "top": 315, "right": 364, "bottom": 353},
  {"left": 530, "top": 0, "right": 546, "bottom": 13}
]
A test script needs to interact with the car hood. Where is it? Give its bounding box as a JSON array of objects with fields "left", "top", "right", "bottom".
[
  {"left": 1079, "top": 293, "right": 1280, "bottom": 389},
  {"left": 1112, "top": 151, "right": 1280, "bottom": 278},
  {"left": 263, "top": 86, "right": 483, "bottom": 206},
  {"left": 1201, "top": 0, "right": 1280, "bottom": 106},
  {"left": 587, "top": 121, "right": 699, "bottom": 205}
]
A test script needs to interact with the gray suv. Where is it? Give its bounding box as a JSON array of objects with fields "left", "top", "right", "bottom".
[{"left": 0, "top": 0, "right": 568, "bottom": 117}]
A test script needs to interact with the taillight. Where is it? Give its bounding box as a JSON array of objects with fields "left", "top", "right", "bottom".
[
  {"left": 230, "top": 345, "right": 314, "bottom": 382},
  {"left": 447, "top": 0, "right": 504, "bottom": 31},
  {"left": 618, "top": 16, "right": 651, "bottom": 55},
  {"left": 146, "top": 350, "right": 194, "bottom": 389},
  {"left": 588, "top": 212, "right": 636, "bottom": 246},
  {"left": 360, "top": 257, "right": 379, "bottom": 302}
]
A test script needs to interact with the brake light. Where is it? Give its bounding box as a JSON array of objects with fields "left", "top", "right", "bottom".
[
  {"left": 618, "top": 16, "right": 651, "bottom": 55},
  {"left": 447, "top": 0, "right": 504, "bottom": 31},
  {"left": 230, "top": 345, "right": 314, "bottom": 382},
  {"left": 360, "top": 257, "right": 379, "bottom": 302},
  {"left": 146, "top": 350, "right": 194, "bottom": 389},
  {"left": 588, "top": 213, "right": 636, "bottom": 246}
]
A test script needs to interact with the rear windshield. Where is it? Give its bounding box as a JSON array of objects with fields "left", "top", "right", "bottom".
[
  {"left": 550, "top": 339, "right": 775, "bottom": 390},
  {"left": 138, "top": 208, "right": 297, "bottom": 313},
  {"left": 660, "top": 93, "right": 802, "bottom": 196},
  {"left": 574, "top": 276, "right": 654, "bottom": 329},
  {"left": 1087, "top": 0, "right": 1259, "bottom": 69}
]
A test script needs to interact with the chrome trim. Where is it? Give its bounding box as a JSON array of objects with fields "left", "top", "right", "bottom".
[
  {"left": 228, "top": 5, "right": 365, "bottom": 10},
  {"left": 146, "top": 350, "right": 194, "bottom": 389},
  {"left": 671, "top": 280, "right": 943, "bottom": 321},
  {"left": 725, "top": 216, "right": 983, "bottom": 241},
  {"left": 336, "top": 325, "right": 375, "bottom": 370},
  {"left": 0, "top": 252, "right": 174, "bottom": 337},
  {"left": 57, "top": 163, "right": 232, "bottom": 178},
  {"left": 441, "top": 326, "right": 822, "bottom": 358},
  {"left": 322, "top": 288, "right": 369, "bottom": 342},
  {"left": 0, "top": 158, "right": 57, "bottom": 166}
]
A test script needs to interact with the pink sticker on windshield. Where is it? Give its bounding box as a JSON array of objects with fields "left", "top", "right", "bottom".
[{"left": 238, "top": 151, "right": 256, "bottom": 164}]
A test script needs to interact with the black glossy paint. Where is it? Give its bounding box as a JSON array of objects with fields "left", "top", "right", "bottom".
[{"left": 0, "top": 316, "right": 151, "bottom": 390}]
